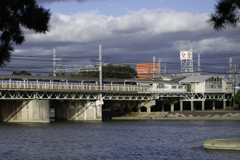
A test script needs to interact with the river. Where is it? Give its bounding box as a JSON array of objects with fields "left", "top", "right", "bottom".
[{"left": 0, "top": 120, "right": 240, "bottom": 160}]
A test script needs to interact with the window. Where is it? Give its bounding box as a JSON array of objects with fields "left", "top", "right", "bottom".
[
  {"left": 205, "top": 77, "right": 222, "bottom": 89},
  {"left": 172, "top": 86, "right": 177, "bottom": 89},
  {"left": 178, "top": 86, "right": 183, "bottom": 89}
]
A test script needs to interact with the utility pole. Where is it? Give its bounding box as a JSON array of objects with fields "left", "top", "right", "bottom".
[
  {"left": 53, "top": 49, "right": 56, "bottom": 77},
  {"left": 233, "top": 65, "right": 237, "bottom": 108},
  {"left": 158, "top": 59, "right": 160, "bottom": 79},
  {"left": 229, "top": 57, "right": 233, "bottom": 82},
  {"left": 153, "top": 56, "right": 155, "bottom": 79},
  {"left": 164, "top": 65, "right": 166, "bottom": 75},
  {"left": 198, "top": 53, "right": 201, "bottom": 75},
  {"left": 99, "top": 45, "right": 102, "bottom": 91}
]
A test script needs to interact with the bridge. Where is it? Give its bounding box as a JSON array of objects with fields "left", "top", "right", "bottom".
[{"left": 0, "top": 75, "right": 233, "bottom": 123}]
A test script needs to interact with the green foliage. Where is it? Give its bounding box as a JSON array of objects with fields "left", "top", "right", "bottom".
[
  {"left": 12, "top": 71, "right": 31, "bottom": 76},
  {"left": 69, "top": 64, "right": 137, "bottom": 79},
  {"left": 234, "top": 90, "right": 240, "bottom": 103},
  {"left": 234, "top": 83, "right": 240, "bottom": 103},
  {"left": 0, "top": 0, "right": 51, "bottom": 67},
  {"left": 102, "top": 64, "right": 138, "bottom": 79},
  {"left": 208, "top": 0, "right": 240, "bottom": 31}
]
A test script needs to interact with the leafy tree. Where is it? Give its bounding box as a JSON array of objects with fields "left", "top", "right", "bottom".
[
  {"left": 12, "top": 71, "right": 31, "bottom": 76},
  {"left": 234, "top": 83, "right": 240, "bottom": 104},
  {"left": 208, "top": 0, "right": 240, "bottom": 31},
  {"left": 0, "top": 0, "right": 51, "bottom": 67},
  {"left": 70, "top": 64, "right": 138, "bottom": 79},
  {"left": 102, "top": 64, "right": 138, "bottom": 78}
]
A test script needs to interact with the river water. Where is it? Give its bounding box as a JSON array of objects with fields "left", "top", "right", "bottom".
[{"left": 0, "top": 120, "right": 240, "bottom": 160}]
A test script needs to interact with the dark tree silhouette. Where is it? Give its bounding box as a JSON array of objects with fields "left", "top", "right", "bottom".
[
  {"left": 208, "top": 0, "right": 240, "bottom": 31},
  {"left": 0, "top": 0, "right": 51, "bottom": 67},
  {"left": 12, "top": 71, "right": 31, "bottom": 76}
]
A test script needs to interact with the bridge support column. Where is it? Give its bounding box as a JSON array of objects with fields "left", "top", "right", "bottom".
[
  {"left": 0, "top": 100, "right": 50, "bottom": 123},
  {"left": 162, "top": 103, "right": 165, "bottom": 112},
  {"left": 223, "top": 99, "right": 226, "bottom": 110},
  {"left": 180, "top": 101, "right": 183, "bottom": 111},
  {"left": 212, "top": 101, "right": 215, "bottom": 110},
  {"left": 147, "top": 107, "right": 151, "bottom": 113},
  {"left": 55, "top": 100, "right": 102, "bottom": 121},
  {"left": 96, "top": 99, "right": 103, "bottom": 119},
  {"left": 202, "top": 101, "right": 205, "bottom": 111},
  {"left": 191, "top": 101, "right": 194, "bottom": 111},
  {"left": 128, "top": 103, "right": 132, "bottom": 112},
  {"left": 144, "top": 100, "right": 155, "bottom": 113},
  {"left": 120, "top": 106, "right": 124, "bottom": 113},
  {"left": 170, "top": 103, "right": 174, "bottom": 112}
]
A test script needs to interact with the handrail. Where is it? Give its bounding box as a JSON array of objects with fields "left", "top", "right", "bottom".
[{"left": 0, "top": 81, "right": 233, "bottom": 93}]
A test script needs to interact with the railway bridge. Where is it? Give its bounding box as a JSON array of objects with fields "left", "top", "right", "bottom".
[{"left": 0, "top": 75, "right": 232, "bottom": 122}]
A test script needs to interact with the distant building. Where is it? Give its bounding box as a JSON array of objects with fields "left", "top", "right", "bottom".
[{"left": 136, "top": 63, "right": 160, "bottom": 78}]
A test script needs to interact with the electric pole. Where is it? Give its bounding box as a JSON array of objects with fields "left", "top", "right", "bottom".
[
  {"left": 153, "top": 56, "right": 155, "bottom": 79},
  {"left": 53, "top": 49, "right": 56, "bottom": 77}
]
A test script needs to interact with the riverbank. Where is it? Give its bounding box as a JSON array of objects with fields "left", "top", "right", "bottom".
[{"left": 112, "top": 110, "right": 240, "bottom": 120}]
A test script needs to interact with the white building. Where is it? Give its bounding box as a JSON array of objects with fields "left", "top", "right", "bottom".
[{"left": 179, "top": 75, "right": 232, "bottom": 93}]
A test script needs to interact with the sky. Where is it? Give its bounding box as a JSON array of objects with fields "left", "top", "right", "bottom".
[{"left": 3, "top": 0, "right": 240, "bottom": 77}]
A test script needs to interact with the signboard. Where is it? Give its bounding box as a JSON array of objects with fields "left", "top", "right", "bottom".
[{"left": 180, "top": 51, "right": 192, "bottom": 60}]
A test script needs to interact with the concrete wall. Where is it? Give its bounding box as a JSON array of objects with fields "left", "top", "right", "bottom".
[
  {"left": 0, "top": 100, "right": 50, "bottom": 123},
  {"left": 195, "top": 81, "right": 205, "bottom": 92},
  {"left": 191, "top": 83, "right": 196, "bottom": 92},
  {"left": 222, "top": 79, "right": 227, "bottom": 92}
]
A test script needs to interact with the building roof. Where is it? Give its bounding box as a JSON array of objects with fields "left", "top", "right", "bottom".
[
  {"left": 179, "top": 75, "right": 214, "bottom": 83},
  {"left": 171, "top": 76, "right": 187, "bottom": 83}
]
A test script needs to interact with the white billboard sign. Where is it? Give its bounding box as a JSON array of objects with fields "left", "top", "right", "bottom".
[{"left": 180, "top": 51, "right": 192, "bottom": 60}]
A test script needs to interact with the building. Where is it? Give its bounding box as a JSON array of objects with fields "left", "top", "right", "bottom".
[
  {"left": 179, "top": 75, "right": 231, "bottom": 93},
  {"left": 136, "top": 63, "right": 160, "bottom": 78}
]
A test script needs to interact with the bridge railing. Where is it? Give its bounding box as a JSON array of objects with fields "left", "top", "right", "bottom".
[
  {"left": 0, "top": 81, "right": 232, "bottom": 93},
  {"left": 0, "top": 81, "right": 152, "bottom": 92},
  {"left": 151, "top": 88, "right": 186, "bottom": 93}
]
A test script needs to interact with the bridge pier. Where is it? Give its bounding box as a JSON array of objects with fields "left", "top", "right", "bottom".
[
  {"left": 213, "top": 101, "right": 215, "bottom": 110},
  {"left": 0, "top": 100, "right": 50, "bottom": 123},
  {"left": 54, "top": 100, "right": 102, "bottom": 121},
  {"left": 223, "top": 99, "right": 226, "bottom": 110},
  {"left": 180, "top": 100, "right": 183, "bottom": 111},
  {"left": 128, "top": 103, "right": 132, "bottom": 112},
  {"left": 191, "top": 101, "right": 194, "bottom": 111},
  {"left": 162, "top": 103, "right": 165, "bottom": 112},
  {"left": 170, "top": 103, "right": 174, "bottom": 112},
  {"left": 202, "top": 101, "right": 205, "bottom": 111}
]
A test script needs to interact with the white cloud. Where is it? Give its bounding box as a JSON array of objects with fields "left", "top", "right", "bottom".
[{"left": 12, "top": 7, "right": 240, "bottom": 75}]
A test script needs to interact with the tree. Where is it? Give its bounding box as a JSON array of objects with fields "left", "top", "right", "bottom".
[
  {"left": 234, "top": 83, "right": 240, "bottom": 105},
  {"left": 0, "top": 0, "right": 51, "bottom": 67},
  {"left": 208, "top": 0, "right": 240, "bottom": 31},
  {"left": 12, "top": 71, "right": 31, "bottom": 76},
  {"left": 102, "top": 64, "right": 138, "bottom": 78},
  {"left": 70, "top": 64, "right": 138, "bottom": 79}
]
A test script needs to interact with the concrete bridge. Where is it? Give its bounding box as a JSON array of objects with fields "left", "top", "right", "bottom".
[{"left": 0, "top": 75, "right": 233, "bottom": 123}]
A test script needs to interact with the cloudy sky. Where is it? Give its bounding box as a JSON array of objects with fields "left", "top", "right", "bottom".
[{"left": 3, "top": 0, "right": 240, "bottom": 77}]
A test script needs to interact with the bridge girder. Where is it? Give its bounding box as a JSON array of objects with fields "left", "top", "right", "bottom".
[{"left": 0, "top": 90, "right": 229, "bottom": 101}]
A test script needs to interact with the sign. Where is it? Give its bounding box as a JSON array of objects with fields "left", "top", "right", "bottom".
[{"left": 180, "top": 51, "right": 192, "bottom": 60}]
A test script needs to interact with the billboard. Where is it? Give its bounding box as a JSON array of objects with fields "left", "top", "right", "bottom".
[{"left": 180, "top": 51, "right": 192, "bottom": 60}]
